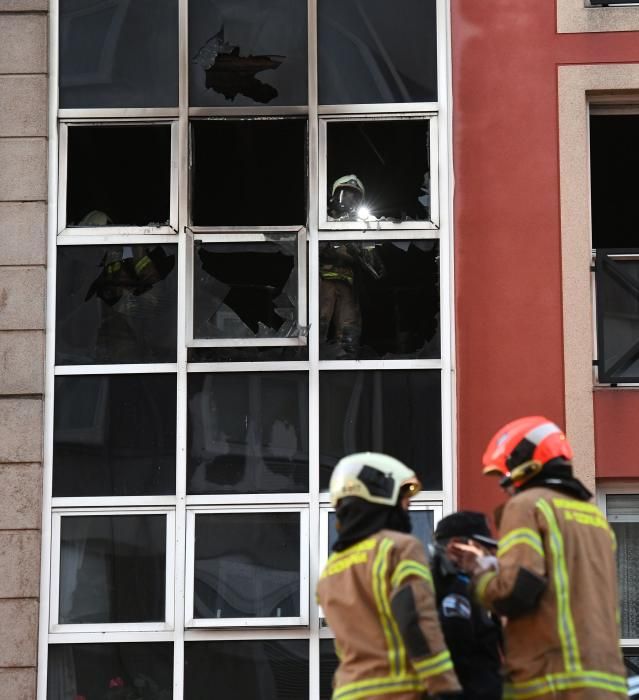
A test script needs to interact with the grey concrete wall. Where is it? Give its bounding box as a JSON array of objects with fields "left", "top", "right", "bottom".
[{"left": 0, "top": 2, "right": 47, "bottom": 698}]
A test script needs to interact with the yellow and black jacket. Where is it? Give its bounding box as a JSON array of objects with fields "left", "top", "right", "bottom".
[
  {"left": 475, "top": 486, "right": 626, "bottom": 699},
  {"left": 317, "top": 529, "right": 461, "bottom": 700}
]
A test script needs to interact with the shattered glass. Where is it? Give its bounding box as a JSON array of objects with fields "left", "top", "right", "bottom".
[
  {"left": 193, "top": 239, "right": 300, "bottom": 340},
  {"left": 326, "top": 119, "right": 431, "bottom": 223},
  {"left": 189, "top": 0, "right": 307, "bottom": 107}
]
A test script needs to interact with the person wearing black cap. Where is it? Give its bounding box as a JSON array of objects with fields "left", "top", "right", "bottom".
[{"left": 431, "top": 511, "right": 503, "bottom": 700}]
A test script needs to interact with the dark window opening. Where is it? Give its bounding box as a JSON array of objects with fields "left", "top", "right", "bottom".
[
  {"left": 53, "top": 374, "right": 176, "bottom": 498},
  {"left": 58, "top": 515, "right": 166, "bottom": 624},
  {"left": 327, "top": 120, "right": 430, "bottom": 222},
  {"left": 189, "top": 0, "right": 308, "bottom": 107},
  {"left": 188, "top": 345, "right": 309, "bottom": 362},
  {"left": 319, "top": 370, "right": 442, "bottom": 491},
  {"left": 319, "top": 240, "right": 439, "bottom": 360},
  {"left": 59, "top": 0, "right": 178, "bottom": 108},
  {"left": 185, "top": 640, "right": 309, "bottom": 700},
  {"left": 66, "top": 125, "right": 171, "bottom": 227},
  {"left": 193, "top": 239, "right": 299, "bottom": 340},
  {"left": 187, "top": 372, "right": 309, "bottom": 494},
  {"left": 193, "top": 512, "right": 300, "bottom": 619},
  {"left": 590, "top": 114, "right": 639, "bottom": 249},
  {"left": 320, "top": 639, "right": 339, "bottom": 700},
  {"left": 47, "top": 643, "right": 173, "bottom": 700},
  {"left": 191, "top": 119, "right": 307, "bottom": 226},
  {"left": 56, "top": 244, "right": 178, "bottom": 365},
  {"left": 318, "top": 0, "right": 437, "bottom": 105}
]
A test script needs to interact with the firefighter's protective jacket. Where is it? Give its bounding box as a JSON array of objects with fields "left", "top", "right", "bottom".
[
  {"left": 317, "top": 529, "right": 461, "bottom": 700},
  {"left": 475, "top": 486, "right": 626, "bottom": 699}
]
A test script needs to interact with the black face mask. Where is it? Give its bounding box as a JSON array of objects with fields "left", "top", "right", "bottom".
[
  {"left": 330, "top": 188, "right": 363, "bottom": 216},
  {"left": 332, "top": 497, "right": 412, "bottom": 552}
]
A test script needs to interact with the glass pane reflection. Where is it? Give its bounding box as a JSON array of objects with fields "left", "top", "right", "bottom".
[
  {"left": 47, "top": 643, "right": 173, "bottom": 700},
  {"left": 56, "top": 245, "right": 177, "bottom": 365},
  {"left": 188, "top": 373, "right": 308, "bottom": 494},
  {"left": 328, "top": 510, "right": 433, "bottom": 553},
  {"left": 53, "top": 375, "right": 176, "bottom": 497},
  {"left": 60, "top": 0, "right": 178, "bottom": 108},
  {"left": 319, "top": 240, "right": 439, "bottom": 360},
  {"left": 185, "top": 640, "right": 309, "bottom": 700},
  {"left": 193, "top": 240, "right": 299, "bottom": 340},
  {"left": 193, "top": 512, "right": 300, "bottom": 619},
  {"left": 320, "top": 639, "right": 339, "bottom": 700},
  {"left": 189, "top": 0, "right": 308, "bottom": 107},
  {"left": 327, "top": 120, "right": 430, "bottom": 223},
  {"left": 319, "top": 0, "right": 437, "bottom": 105},
  {"left": 319, "top": 370, "right": 442, "bottom": 491},
  {"left": 59, "top": 515, "right": 166, "bottom": 624}
]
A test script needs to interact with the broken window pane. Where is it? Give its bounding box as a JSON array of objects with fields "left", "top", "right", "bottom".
[
  {"left": 193, "top": 239, "right": 299, "bottom": 340},
  {"left": 66, "top": 125, "right": 171, "bottom": 228},
  {"left": 192, "top": 512, "right": 300, "bottom": 619},
  {"left": 60, "top": 0, "right": 178, "bottom": 108},
  {"left": 189, "top": 0, "right": 307, "bottom": 107},
  {"left": 53, "top": 374, "right": 176, "bottom": 498},
  {"left": 319, "top": 240, "right": 439, "bottom": 360},
  {"left": 590, "top": 115, "right": 639, "bottom": 248},
  {"left": 56, "top": 244, "right": 178, "bottom": 365},
  {"left": 326, "top": 120, "right": 430, "bottom": 223},
  {"left": 47, "top": 643, "right": 173, "bottom": 700},
  {"left": 188, "top": 372, "right": 308, "bottom": 494},
  {"left": 191, "top": 119, "right": 307, "bottom": 227},
  {"left": 318, "top": 0, "right": 437, "bottom": 105},
  {"left": 185, "top": 640, "right": 309, "bottom": 700},
  {"left": 319, "top": 370, "right": 442, "bottom": 491}
]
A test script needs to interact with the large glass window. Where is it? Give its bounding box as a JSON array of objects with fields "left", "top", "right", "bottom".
[
  {"left": 48, "top": 0, "right": 450, "bottom": 696},
  {"left": 318, "top": 0, "right": 437, "bottom": 105},
  {"left": 59, "top": 0, "right": 179, "bottom": 108}
]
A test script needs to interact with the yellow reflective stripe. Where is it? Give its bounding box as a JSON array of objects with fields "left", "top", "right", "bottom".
[
  {"left": 390, "top": 559, "right": 433, "bottom": 589},
  {"left": 412, "top": 649, "right": 454, "bottom": 680},
  {"left": 333, "top": 674, "right": 422, "bottom": 700},
  {"left": 134, "top": 255, "right": 151, "bottom": 274},
  {"left": 321, "top": 538, "right": 377, "bottom": 579},
  {"left": 535, "top": 498, "right": 582, "bottom": 672},
  {"left": 503, "top": 669, "right": 628, "bottom": 699},
  {"left": 552, "top": 498, "right": 604, "bottom": 515},
  {"left": 372, "top": 538, "right": 405, "bottom": 677},
  {"left": 475, "top": 570, "right": 497, "bottom": 605},
  {"left": 498, "top": 527, "right": 544, "bottom": 559}
]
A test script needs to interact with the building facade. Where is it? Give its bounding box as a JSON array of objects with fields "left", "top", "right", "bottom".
[{"left": 1, "top": 0, "right": 639, "bottom": 697}]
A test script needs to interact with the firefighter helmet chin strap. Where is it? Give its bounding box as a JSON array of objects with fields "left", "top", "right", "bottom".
[{"left": 499, "top": 460, "right": 543, "bottom": 489}]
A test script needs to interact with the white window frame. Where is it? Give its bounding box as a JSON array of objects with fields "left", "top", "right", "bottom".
[
  {"left": 49, "top": 507, "right": 176, "bottom": 634},
  {"left": 40, "top": 0, "right": 455, "bottom": 698},
  {"left": 597, "top": 482, "right": 639, "bottom": 647},
  {"left": 185, "top": 505, "right": 310, "bottom": 628},
  {"left": 185, "top": 229, "right": 308, "bottom": 348},
  {"left": 318, "top": 113, "right": 439, "bottom": 231},
  {"left": 589, "top": 102, "right": 639, "bottom": 387},
  {"left": 57, "top": 120, "right": 179, "bottom": 237}
]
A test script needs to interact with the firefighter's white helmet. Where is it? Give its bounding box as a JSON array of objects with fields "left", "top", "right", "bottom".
[{"left": 329, "top": 452, "right": 421, "bottom": 509}]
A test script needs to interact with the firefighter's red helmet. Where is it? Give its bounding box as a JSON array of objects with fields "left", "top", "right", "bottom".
[{"left": 482, "top": 416, "right": 574, "bottom": 487}]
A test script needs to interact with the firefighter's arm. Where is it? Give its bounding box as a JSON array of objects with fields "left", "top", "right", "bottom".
[
  {"left": 389, "top": 539, "right": 462, "bottom": 696},
  {"left": 473, "top": 499, "right": 548, "bottom": 619}
]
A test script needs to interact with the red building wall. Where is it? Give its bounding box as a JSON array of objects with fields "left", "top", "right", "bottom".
[{"left": 451, "top": 0, "right": 639, "bottom": 516}]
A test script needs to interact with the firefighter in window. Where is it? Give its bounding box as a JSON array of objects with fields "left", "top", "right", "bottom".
[
  {"left": 452, "top": 417, "right": 627, "bottom": 700},
  {"left": 327, "top": 174, "right": 377, "bottom": 222},
  {"left": 317, "top": 452, "right": 462, "bottom": 700},
  {"left": 319, "top": 241, "right": 385, "bottom": 359}
]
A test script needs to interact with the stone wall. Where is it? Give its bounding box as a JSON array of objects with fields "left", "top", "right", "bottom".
[{"left": 0, "top": 0, "right": 48, "bottom": 697}]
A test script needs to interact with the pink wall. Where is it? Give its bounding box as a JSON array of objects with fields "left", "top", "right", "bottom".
[{"left": 451, "top": 0, "right": 639, "bottom": 516}]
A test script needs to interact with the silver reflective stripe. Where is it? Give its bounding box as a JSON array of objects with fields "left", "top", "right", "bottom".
[{"left": 526, "top": 422, "right": 560, "bottom": 446}]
